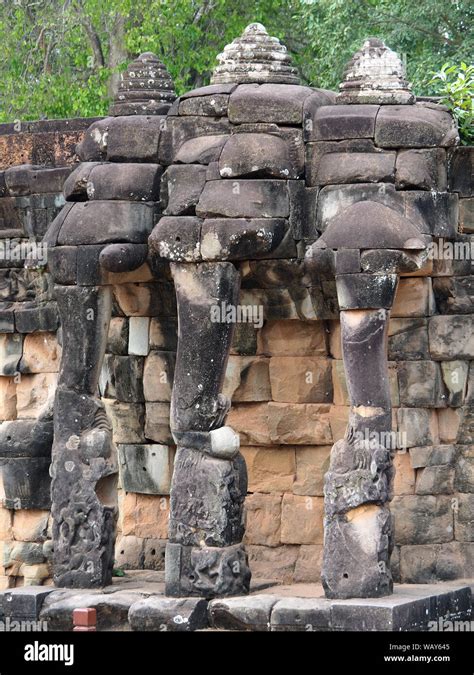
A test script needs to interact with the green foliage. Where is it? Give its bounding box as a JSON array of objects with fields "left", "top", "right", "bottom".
[
  {"left": 430, "top": 62, "right": 474, "bottom": 145},
  {"left": 0, "top": 0, "right": 472, "bottom": 128}
]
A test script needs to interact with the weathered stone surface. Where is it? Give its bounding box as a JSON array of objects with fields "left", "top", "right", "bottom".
[
  {"left": 149, "top": 319, "right": 177, "bottom": 352},
  {"left": 150, "top": 216, "right": 202, "bottom": 263},
  {"left": 169, "top": 447, "right": 246, "bottom": 547},
  {"left": 179, "top": 93, "right": 229, "bottom": 116},
  {"left": 219, "top": 133, "right": 302, "bottom": 179},
  {"left": 0, "top": 333, "right": 23, "bottom": 375},
  {"left": 143, "top": 539, "right": 167, "bottom": 570},
  {"left": 16, "top": 372, "right": 57, "bottom": 419},
  {"left": 40, "top": 590, "right": 140, "bottom": 631},
  {"left": 110, "top": 51, "right": 176, "bottom": 116},
  {"left": 161, "top": 164, "right": 207, "bottom": 215},
  {"left": 375, "top": 105, "right": 458, "bottom": 148},
  {"left": 85, "top": 163, "right": 162, "bottom": 201},
  {"left": 129, "top": 596, "right": 208, "bottom": 631},
  {"left": 143, "top": 351, "right": 175, "bottom": 401},
  {"left": 174, "top": 135, "right": 228, "bottom": 164},
  {"left": 12, "top": 510, "right": 49, "bottom": 542},
  {"left": 269, "top": 356, "right": 332, "bottom": 403},
  {"left": 209, "top": 594, "right": 280, "bottom": 631},
  {"left": 196, "top": 180, "right": 289, "bottom": 218},
  {"left": 200, "top": 218, "right": 287, "bottom": 260},
  {"left": 247, "top": 545, "right": 298, "bottom": 582},
  {"left": 409, "top": 445, "right": 456, "bottom": 469},
  {"left": 388, "top": 318, "right": 430, "bottom": 361},
  {"left": 397, "top": 408, "right": 437, "bottom": 447},
  {"left": 392, "top": 277, "right": 435, "bottom": 318},
  {"left": 315, "top": 151, "right": 395, "bottom": 185},
  {"left": 399, "top": 543, "right": 474, "bottom": 583},
  {"left": 99, "top": 354, "right": 144, "bottom": 402},
  {"left": 144, "top": 402, "right": 172, "bottom": 444},
  {"left": 337, "top": 38, "right": 414, "bottom": 104},
  {"left": 281, "top": 494, "right": 324, "bottom": 545},
  {"left": 455, "top": 446, "right": 474, "bottom": 493},
  {"left": 20, "top": 333, "right": 60, "bottom": 373},
  {"left": 57, "top": 201, "right": 156, "bottom": 245},
  {"left": 271, "top": 597, "right": 331, "bottom": 631},
  {"left": 448, "top": 147, "right": 474, "bottom": 198},
  {"left": 391, "top": 496, "right": 453, "bottom": 545},
  {"left": 395, "top": 149, "right": 447, "bottom": 190},
  {"left": 393, "top": 452, "right": 415, "bottom": 495},
  {"left": 293, "top": 446, "right": 330, "bottom": 496},
  {"left": 398, "top": 361, "right": 446, "bottom": 408},
  {"left": 165, "top": 542, "right": 251, "bottom": 598},
  {"left": 228, "top": 402, "right": 332, "bottom": 445},
  {"left": 106, "top": 115, "right": 165, "bottom": 162},
  {"left": 258, "top": 319, "right": 327, "bottom": 356},
  {"left": 309, "top": 105, "right": 379, "bottom": 141},
  {"left": 211, "top": 23, "right": 300, "bottom": 86},
  {"left": 404, "top": 191, "right": 458, "bottom": 238},
  {"left": 76, "top": 118, "right": 112, "bottom": 161},
  {"left": 415, "top": 465, "right": 454, "bottom": 495},
  {"left": 240, "top": 447, "right": 295, "bottom": 493},
  {"left": 115, "top": 535, "right": 144, "bottom": 569},
  {"left": 433, "top": 277, "right": 474, "bottom": 315},
  {"left": 223, "top": 356, "right": 271, "bottom": 402},
  {"left": 244, "top": 493, "right": 281, "bottom": 546},
  {"left": 323, "top": 505, "right": 393, "bottom": 599},
  {"left": 121, "top": 493, "right": 169, "bottom": 539},
  {"left": 113, "top": 281, "right": 176, "bottom": 317},
  {"left": 336, "top": 273, "right": 398, "bottom": 309},
  {"left": 459, "top": 199, "right": 474, "bottom": 232},
  {"left": 454, "top": 493, "right": 474, "bottom": 541},
  {"left": 429, "top": 315, "right": 474, "bottom": 360},
  {"left": 228, "top": 83, "right": 312, "bottom": 124},
  {"left": 159, "top": 116, "right": 230, "bottom": 165},
  {"left": 118, "top": 444, "right": 172, "bottom": 495},
  {"left": 440, "top": 360, "right": 469, "bottom": 407}
]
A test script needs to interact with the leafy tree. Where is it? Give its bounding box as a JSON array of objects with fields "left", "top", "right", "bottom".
[{"left": 0, "top": 0, "right": 472, "bottom": 125}]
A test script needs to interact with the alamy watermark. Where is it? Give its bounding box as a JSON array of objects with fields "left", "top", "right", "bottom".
[
  {"left": 210, "top": 301, "right": 263, "bottom": 329},
  {"left": 0, "top": 617, "right": 48, "bottom": 632},
  {"left": 0, "top": 239, "right": 48, "bottom": 266}
]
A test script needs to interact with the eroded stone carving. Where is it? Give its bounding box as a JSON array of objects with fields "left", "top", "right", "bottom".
[{"left": 44, "top": 54, "right": 176, "bottom": 587}]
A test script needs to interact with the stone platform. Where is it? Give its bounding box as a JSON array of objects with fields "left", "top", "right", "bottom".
[{"left": 0, "top": 572, "right": 472, "bottom": 632}]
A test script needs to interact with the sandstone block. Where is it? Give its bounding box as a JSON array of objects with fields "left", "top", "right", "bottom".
[
  {"left": 392, "top": 278, "right": 435, "bottom": 318},
  {"left": 16, "top": 373, "right": 56, "bottom": 419},
  {"left": 244, "top": 493, "right": 282, "bottom": 547},
  {"left": 281, "top": 494, "right": 324, "bottom": 545},
  {"left": 12, "top": 510, "right": 49, "bottom": 542},
  {"left": 391, "top": 495, "right": 453, "bottom": 545},
  {"left": 257, "top": 320, "right": 327, "bottom": 356},
  {"left": 223, "top": 356, "right": 271, "bottom": 402},
  {"left": 246, "top": 545, "right": 298, "bottom": 583},
  {"left": 429, "top": 316, "right": 474, "bottom": 360},
  {"left": 293, "top": 446, "right": 331, "bottom": 496},
  {"left": 241, "top": 447, "right": 295, "bottom": 493},
  {"left": 269, "top": 357, "right": 332, "bottom": 403},
  {"left": 121, "top": 493, "right": 169, "bottom": 539}
]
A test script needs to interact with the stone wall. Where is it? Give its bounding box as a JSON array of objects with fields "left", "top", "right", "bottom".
[{"left": 0, "top": 119, "right": 472, "bottom": 588}]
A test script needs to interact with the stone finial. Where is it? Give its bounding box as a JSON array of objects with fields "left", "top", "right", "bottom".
[
  {"left": 109, "top": 52, "right": 176, "bottom": 116},
  {"left": 210, "top": 23, "right": 300, "bottom": 85},
  {"left": 337, "top": 38, "right": 415, "bottom": 105}
]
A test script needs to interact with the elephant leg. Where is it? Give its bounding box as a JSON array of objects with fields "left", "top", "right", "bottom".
[
  {"left": 51, "top": 283, "right": 118, "bottom": 588},
  {"left": 165, "top": 261, "right": 251, "bottom": 598},
  {"left": 322, "top": 272, "right": 398, "bottom": 599}
]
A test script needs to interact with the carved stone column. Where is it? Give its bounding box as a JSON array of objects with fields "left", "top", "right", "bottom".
[
  {"left": 51, "top": 284, "right": 118, "bottom": 587},
  {"left": 165, "top": 261, "right": 251, "bottom": 598},
  {"left": 322, "top": 294, "right": 396, "bottom": 599}
]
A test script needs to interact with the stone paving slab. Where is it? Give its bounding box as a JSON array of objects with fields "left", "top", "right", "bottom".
[{"left": 1, "top": 577, "right": 471, "bottom": 632}]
